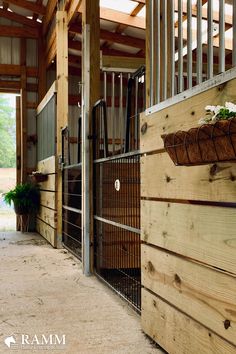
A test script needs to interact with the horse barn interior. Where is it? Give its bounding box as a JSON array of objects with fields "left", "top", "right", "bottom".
[{"left": 1, "top": 0, "right": 236, "bottom": 353}]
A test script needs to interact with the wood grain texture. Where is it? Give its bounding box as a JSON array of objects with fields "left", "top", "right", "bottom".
[
  {"left": 38, "top": 174, "right": 56, "bottom": 192},
  {"left": 141, "top": 200, "right": 236, "bottom": 275},
  {"left": 37, "top": 205, "right": 57, "bottom": 229},
  {"left": 141, "top": 152, "right": 236, "bottom": 202},
  {"left": 142, "top": 288, "right": 236, "bottom": 354},
  {"left": 36, "top": 218, "right": 56, "bottom": 247},
  {"left": 40, "top": 191, "right": 56, "bottom": 210},
  {"left": 37, "top": 156, "right": 56, "bottom": 174},
  {"left": 142, "top": 244, "right": 236, "bottom": 345},
  {"left": 140, "top": 77, "right": 236, "bottom": 154}
]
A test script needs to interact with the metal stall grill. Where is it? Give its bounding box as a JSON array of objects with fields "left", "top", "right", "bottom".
[
  {"left": 62, "top": 123, "right": 82, "bottom": 260},
  {"left": 92, "top": 67, "right": 145, "bottom": 311}
]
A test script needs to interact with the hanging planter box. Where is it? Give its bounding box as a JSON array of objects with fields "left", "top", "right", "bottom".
[
  {"left": 30, "top": 172, "right": 48, "bottom": 183},
  {"left": 161, "top": 118, "right": 236, "bottom": 166}
]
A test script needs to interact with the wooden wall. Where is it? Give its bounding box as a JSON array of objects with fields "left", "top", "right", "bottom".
[
  {"left": 140, "top": 77, "right": 236, "bottom": 353},
  {"left": 36, "top": 156, "right": 57, "bottom": 247}
]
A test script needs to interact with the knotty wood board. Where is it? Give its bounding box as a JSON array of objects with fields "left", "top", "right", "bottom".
[
  {"left": 36, "top": 218, "right": 56, "bottom": 247},
  {"left": 141, "top": 200, "right": 236, "bottom": 275},
  {"left": 141, "top": 152, "right": 236, "bottom": 202},
  {"left": 142, "top": 288, "right": 236, "bottom": 354},
  {"left": 142, "top": 244, "right": 236, "bottom": 345}
]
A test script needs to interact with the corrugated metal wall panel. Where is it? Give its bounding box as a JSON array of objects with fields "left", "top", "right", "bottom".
[
  {"left": 27, "top": 109, "right": 36, "bottom": 168},
  {"left": 26, "top": 39, "right": 38, "bottom": 67},
  {"left": 37, "top": 95, "right": 56, "bottom": 162}
]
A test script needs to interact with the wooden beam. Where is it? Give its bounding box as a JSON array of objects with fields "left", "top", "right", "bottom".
[
  {"left": 6, "top": 0, "right": 46, "bottom": 15},
  {"left": 42, "top": 0, "right": 57, "bottom": 35},
  {"left": 0, "top": 25, "right": 39, "bottom": 39},
  {"left": 100, "top": 29, "right": 145, "bottom": 50},
  {"left": 0, "top": 64, "right": 38, "bottom": 77},
  {"left": 77, "top": 6, "right": 145, "bottom": 29},
  {"left": 56, "top": 11, "right": 68, "bottom": 248},
  {"left": 99, "top": 7, "right": 145, "bottom": 29},
  {"left": 102, "top": 55, "right": 145, "bottom": 69},
  {"left": 0, "top": 80, "right": 38, "bottom": 92},
  {"left": 0, "top": 8, "right": 41, "bottom": 28},
  {"left": 131, "top": 2, "right": 145, "bottom": 16},
  {"left": 68, "top": 0, "right": 82, "bottom": 25}
]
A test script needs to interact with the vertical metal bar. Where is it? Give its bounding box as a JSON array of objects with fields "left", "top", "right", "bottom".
[
  {"left": 103, "top": 71, "right": 107, "bottom": 101},
  {"left": 219, "top": 0, "right": 225, "bottom": 73},
  {"left": 119, "top": 73, "right": 123, "bottom": 153},
  {"left": 135, "top": 76, "right": 138, "bottom": 150},
  {"left": 162, "top": 0, "right": 167, "bottom": 100},
  {"left": 112, "top": 72, "right": 115, "bottom": 154},
  {"left": 150, "top": 0, "right": 154, "bottom": 106},
  {"left": 156, "top": 0, "right": 161, "bottom": 102},
  {"left": 207, "top": 0, "right": 213, "bottom": 79},
  {"left": 197, "top": 0, "right": 203, "bottom": 84},
  {"left": 170, "top": 0, "right": 175, "bottom": 96},
  {"left": 187, "top": 0, "right": 192, "bottom": 89},
  {"left": 178, "top": 0, "right": 183, "bottom": 92},
  {"left": 233, "top": 0, "right": 236, "bottom": 66},
  {"left": 82, "top": 25, "right": 90, "bottom": 276}
]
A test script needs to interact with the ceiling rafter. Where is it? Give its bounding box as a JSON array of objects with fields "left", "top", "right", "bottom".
[
  {"left": 42, "top": 0, "right": 57, "bottom": 35},
  {"left": 0, "top": 8, "right": 41, "bottom": 28},
  {"left": 6, "top": 0, "right": 46, "bottom": 15},
  {"left": 0, "top": 24, "right": 39, "bottom": 38}
]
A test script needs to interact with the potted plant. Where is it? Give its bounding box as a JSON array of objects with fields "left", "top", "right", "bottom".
[
  {"left": 161, "top": 102, "right": 236, "bottom": 166},
  {"left": 4, "top": 183, "right": 40, "bottom": 216}
]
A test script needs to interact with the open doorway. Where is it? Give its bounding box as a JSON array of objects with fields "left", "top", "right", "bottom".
[{"left": 0, "top": 93, "right": 17, "bottom": 231}]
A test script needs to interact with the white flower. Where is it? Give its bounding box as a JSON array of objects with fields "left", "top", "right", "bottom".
[
  {"left": 213, "top": 105, "right": 224, "bottom": 115},
  {"left": 225, "top": 101, "right": 236, "bottom": 113},
  {"left": 205, "top": 105, "right": 216, "bottom": 112}
]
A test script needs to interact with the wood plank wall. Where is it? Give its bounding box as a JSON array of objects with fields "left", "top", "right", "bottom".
[
  {"left": 140, "top": 77, "right": 236, "bottom": 353},
  {"left": 36, "top": 156, "right": 57, "bottom": 247}
]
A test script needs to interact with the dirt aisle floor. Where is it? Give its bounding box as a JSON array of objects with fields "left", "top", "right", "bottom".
[{"left": 0, "top": 232, "right": 164, "bottom": 354}]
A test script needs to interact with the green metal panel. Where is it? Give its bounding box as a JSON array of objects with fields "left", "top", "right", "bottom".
[{"left": 36, "top": 95, "right": 56, "bottom": 162}]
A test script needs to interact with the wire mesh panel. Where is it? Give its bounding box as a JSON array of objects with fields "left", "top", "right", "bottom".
[
  {"left": 62, "top": 123, "right": 82, "bottom": 260},
  {"left": 62, "top": 165, "right": 82, "bottom": 260},
  {"left": 94, "top": 154, "right": 141, "bottom": 311}
]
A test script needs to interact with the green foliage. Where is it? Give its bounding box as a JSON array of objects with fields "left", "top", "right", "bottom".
[
  {"left": 0, "top": 94, "right": 16, "bottom": 167},
  {"left": 4, "top": 183, "right": 40, "bottom": 214},
  {"left": 215, "top": 108, "right": 236, "bottom": 120}
]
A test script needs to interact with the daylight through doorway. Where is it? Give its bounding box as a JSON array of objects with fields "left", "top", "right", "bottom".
[{"left": 0, "top": 94, "right": 17, "bottom": 231}]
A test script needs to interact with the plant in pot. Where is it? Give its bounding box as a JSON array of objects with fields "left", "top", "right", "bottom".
[
  {"left": 162, "top": 101, "right": 236, "bottom": 166},
  {"left": 4, "top": 183, "right": 40, "bottom": 231}
]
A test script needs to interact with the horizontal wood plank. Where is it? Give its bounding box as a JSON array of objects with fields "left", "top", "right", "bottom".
[
  {"left": 37, "top": 156, "right": 56, "bottom": 174},
  {"left": 142, "top": 244, "right": 236, "bottom": 345},
  {"left": 38, "top": 174, "right": 56, "bottom": 192},
  {"left": 140, "top": 77, "right": 236, "bottom": 154},
  {"left": 36, "top": 218, "right": 56, "bottom": 247},
  {"left": 141, "top": 152, "right": 236, "bottom": 202},
  {"left": 141, "top": 200, "right": 236, "bottom": 275},
  {"left": 142, "top": 288, "right": 236, "bottom": 354},
  {"left": 40, "top": 190, "right": 56, "bottom": 210},
  {"left": 37, "top": 205, "right": 56, "bottom": 229}
]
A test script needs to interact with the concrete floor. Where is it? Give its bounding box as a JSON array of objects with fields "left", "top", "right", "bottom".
[{"left": 0, "top": 232, "right": 163, "bottom": 354}]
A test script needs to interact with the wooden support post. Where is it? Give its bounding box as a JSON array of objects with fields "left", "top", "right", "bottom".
[
  {"left": 82, "top": 0, "right": 100, "bottom": 275},
  {"left": 56, "top": 11, "right": 68, "bottom": 248},
  {"left": 20, "top": 38, "right": 27, "bottom": 183}
]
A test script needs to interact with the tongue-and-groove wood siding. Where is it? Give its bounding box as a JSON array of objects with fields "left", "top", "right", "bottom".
[{"left": 140, "top": 76, "right": 236, "bottom": 354}]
